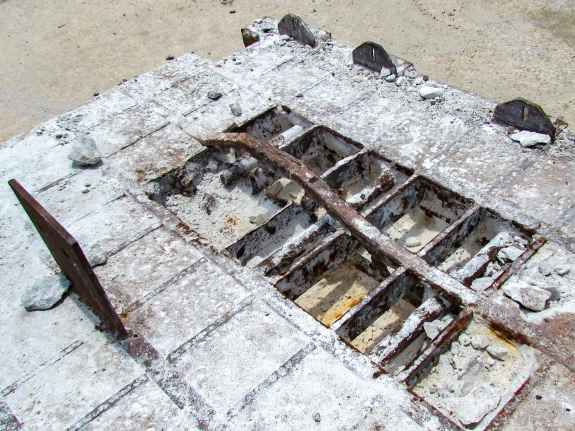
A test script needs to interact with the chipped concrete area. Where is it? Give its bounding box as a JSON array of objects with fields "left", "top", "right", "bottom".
[{"left": 2, "top": 16, "right": 575, "bottom": 430}]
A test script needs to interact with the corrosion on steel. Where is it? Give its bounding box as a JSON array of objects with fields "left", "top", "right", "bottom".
[{"left": 204, "top": 132, "right": 575, "bottom": 372}]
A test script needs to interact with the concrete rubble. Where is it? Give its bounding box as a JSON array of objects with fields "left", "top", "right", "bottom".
[{"left": 1, "top": 15, "right": 575, "bottom": 431}]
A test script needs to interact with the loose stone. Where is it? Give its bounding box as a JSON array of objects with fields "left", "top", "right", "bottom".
[
  {"left": 68, "top": 135, "right": 101, "bottom": 166},
  {"left": 471, "top": 335, "right": 489, "bottom": 350},
  {"left": 419, "top": 86, "right": 444, "bottom": 99},
  {"left": 554, "top": 265, "right": 570, "bottom": 276},
  {"left": 460, "top": 335, "right": 471, "bottom": 346},
  {"left": 207, "top": 91, "right": 222, "bottom": 100},
  {"left": 229, "top": 101, "right": 243, "bottom": 117},
  {"left": 380, "top": 67, "right": 391, "bottom": 77},
  {"left": 503, "top": 281, "right": 552, "bottom": 311},
  {"left": 395, "top": 76, "right": 406, "bottom": 87},
  {"left": 385, "top": 74, "right": 396, "bottom": 82},
  {"left": 456, "top": 385, "right": 500, "bottom": 426},
  {"left": 21, "top": 274, "right": 71, "bottom": 311},
  {"left": 486, "top": 345, "right": 509, "bottom": 360},
  {"left": 312, "top": 412, "right": 322, "bottom": 423},
  {"left": 405, "top": 237, "right": 421, "bottom": 248},
  {"left": 509, "top": 131, "right": 551, "bottom": 148}
]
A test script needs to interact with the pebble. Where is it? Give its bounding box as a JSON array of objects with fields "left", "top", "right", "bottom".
[
  {"left": 419, "top": 86, "right": 444, "bottom": 99},
  {"left": 486, "top": 345, "right": 509, "bottom": 361},
  {"left": 380, "top": 67, "right": 391, "bottom": 77},
  {"left": 21, "top": 274, "right": 71, "bottom": 311},
  {"left": 166, "top": 55, "right": 175, "bottom": 61},
  {"left": 413, "top": 77, "right": 424, "bottom": 86},
  {"left": 255, "top": 18, "right": 263, "bottom": 24},
  {"left": 503, "top": 281, "right": 552, "bottom": 311},
  {"left": 509, "top": 131, "right": 551, "bottom": 148},
  {"left": 405, "top": 237, "right": 421, "bottom": 248},
  {"left": 68, "top": 135, "right": 101, "bottom": 166},
  {"left": 85, "top": 242, "right": 107, "bottom": 266},
  {"left": 395, "top": 76, "right": 406, "bottom": 87},
  {"left": 554, "top": 265, "right": 570, "bottom": 276},
  {"left": 460, "top": 335, "right": 471, "bottom": 346},
  {"left": 456, "top": 385, "right": 500, "bottom": 426},
  {"left": 385, "top": 74, "right": 396, "bottom": 82},
  {"left": 280, "top": 34, "right": 290, "bottom": 41},
  {"left": 295, "top": 92, "right": 303, "bottom": 97},
  {"left": 81, "top": 188, "right": 90, "bottom": 194},
  {"left": 404, "top": 70, "right": 417, "bottom": 79},
  {"left": 249, "top": 216, "right": 257, "bottom": 224},
  {"left": 539, "top": 258, "right": 554, "bottom": 276},
  {"left": 486, "top": 357, "right": 496, "bottom": 366},
  {"left": 229, "top": 101, "right": 243, "bottom": 117},
  {"left": 207, "top": 91, "right": 222, "bottom": 100},
  {"left": 471, "top": 335, "right": 489, "bottom": 350},
  {"left": 312, "top": 412, "right": 322, "bottom": 423}
]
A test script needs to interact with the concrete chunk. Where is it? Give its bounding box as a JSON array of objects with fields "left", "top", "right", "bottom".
[
  {"left": 68, "top": 135, "right": 101, "bottom": 166},
  {"left": 456, "top": 385, "right": 500, "bottom": 426},
  {"left": 21, "top": 274, "right": 71, "bottom": 311},
  {"left": 503, "top": 281, "right": 552, "bottom": 311}
]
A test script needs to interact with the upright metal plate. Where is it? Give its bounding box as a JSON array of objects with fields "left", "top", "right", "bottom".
[
  {"left": 278, "top": 13, "right": 316, "bottom": 47},
  {"left": 352, "top": 41, "right": 397, "bottom": 76},
  {"left": 8, "top": 179, "right": 127, "bottom": 337},
  {"left": 494, "top": 98, "right": 556, "bottom": 137}
]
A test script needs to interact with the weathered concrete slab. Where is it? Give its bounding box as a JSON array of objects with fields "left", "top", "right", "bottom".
[
  {"left": 108, "top": 123, "right": 204, "bottom": 183},
  {"left": 492, "top": 154, "right": 575, "bottom": 225},
  {"left": 119, "top": 52, "right": 211, "bottom": 102},
  {"left": 78, "top": 378, "right": 198, "bottom": 430},
  {"left": 228, "top": 347, "right": 419, "bottom": 430},
  {"left": 172, "top": 300, "right": 309, "bottom": 415},
  {"left": 4, "top": 332, "right": 142, "bottom": 430},
  {"left": 150, "top": 71, "right": 237, "bottom": 118},
  {"left": 88, "top": 104, "right": 169, "bottom": 157},
  {"left": 59, "top": 89, "right": 137, "bottom": 132},
  {"left": 422, "top": 125, "right": 531, "bottom": 199},
  {"left": 0, "top": 133, "right": 80, "bottom": 192},
  {"left": 128, "top": 260, "right": 251, "bottom": 357},
  {"left": 95, "top": 227, "right": 204, "bottom": 313}
]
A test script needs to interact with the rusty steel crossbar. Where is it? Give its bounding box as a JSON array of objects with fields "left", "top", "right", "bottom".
[
  {"left": 204, "top": 132, "right": 575, "bottom": 373},
  {"left": 8, "top": 179, "right": 127, "bottom": 338}
]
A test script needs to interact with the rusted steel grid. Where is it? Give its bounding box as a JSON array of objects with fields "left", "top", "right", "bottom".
[
  {"left": 8, "top": 179, "right": 127, "bottom": 337},
  {"left": 204, "top": 132, "right": 574, "bottom": 372}
]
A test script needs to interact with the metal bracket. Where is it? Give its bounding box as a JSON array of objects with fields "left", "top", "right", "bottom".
[
  {"left": 352, "top": 41, "right": 397, "bottom": 76},
  {"left": 494, "top": 98, "right": 556, "bottom": 137},
  {"left": 278, "top": 13, "right": 316, "bottom": 47},
  {"left": 8, "top": 179, "right": 127, "bottom": 338}
]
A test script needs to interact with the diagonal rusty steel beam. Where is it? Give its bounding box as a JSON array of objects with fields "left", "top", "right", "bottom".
[
  {"left": 204, "top": 132, "right": 575, "bottom": 372},
  {"left": 8, "top": 179, "right": 127, "bottom": 338}
]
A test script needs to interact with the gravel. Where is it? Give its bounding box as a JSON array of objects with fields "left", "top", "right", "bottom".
[{"left": 207, "top": 91, "right": 222, "bottom": 100}]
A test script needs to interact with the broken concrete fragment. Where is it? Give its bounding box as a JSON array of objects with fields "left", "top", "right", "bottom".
[
  {"left": 486, "top": 345, "right": 509, "bottom": 361},
  {"left": 380, "top": 67, "right": 391, "bottom": 77},
  {"left": 229, "top": 101, "right": 243, "bottom": 117},
  {"left": 456, "top": 385, "right": 500, "bottom": 426},
  {"left": 278, "top": 13, "right": 316, "bottom": 47},
  {"left": 352, "top": 41, "right": 397, "bottom": 76},
  {"left": 405, "top": 237, "right": 421, "bottom": 248},
  {"left": 419, "top": 86, "right": 443, "bottom": 99},
  {"left": 494, "top": 98, "right": 555, "bottom": 137},
  {"left": 207, "top": 91, "right": 222, "bottom": 100},
  {"left": 498, "top": 246, "right": 523, "bottom": 263},
  {"left": 457, "top": 232, "right": 514, "bottom": 286},
  {"left": 67, "top": 135, "right": 101, "bottom": 166},
  {"left": 503, "top": 281, "right": 552, "bottom": 311},
  {"left": 395, "top": 76, "right": 406, "bottom": 87},
  {"left": 471, "top": 335, "right": 489, "bottom": 350},
  {"left": 510, "top": 131, "right": 552, "bottom": 148},
  {"left": 554, "top": 265, "right": 570, "bottom": 276},
  {"left": 470, "top": 277, "right": 492, "bottom": 292},
  {"left": 241, "top": 27, "right": 260, "bottom": 47},
  {"left": 385, "top": 74, "right": 396, "bottom": 82},
  {"left": 539, "top": 256, "right": 554, "bottom": 276},
  {"left": 21, "top": 274, "right": 71, "bottom": 311},
  {"left": 85, "top": 241, "right": 107, "bottom": 266},
  {"left": 423, "top": 315, "right": 453, "bottom": 340},
  {"left": 220, "top": 157, "right": 258, "bottom": 186}
]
